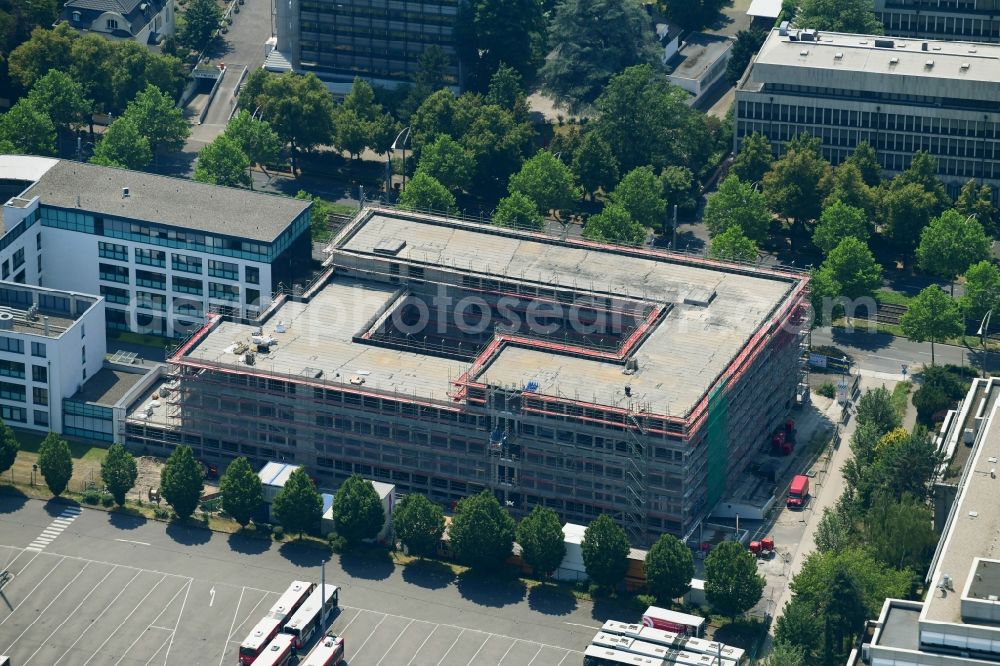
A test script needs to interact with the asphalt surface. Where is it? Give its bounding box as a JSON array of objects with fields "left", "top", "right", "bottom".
[{"left": 0, "top": 498, "right": 602, "bottom": 665}]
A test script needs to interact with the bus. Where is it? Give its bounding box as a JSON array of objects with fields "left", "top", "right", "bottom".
[
  {"left": 253, "top": 633, "right": 296, "bottom": 666},
  {"left": 299, "top": 633, "right": 346, "bottom": 666},
  {"left": 282, "top": 584, "right": 340, "bottom": 650},
  {"left": 599, "top": 622, "right": 747, "bottom": 666},
  {"left": 583, "top": 645, "right": 664, "bottom": 666},
  {"left": 239, "top": 581, "right": 315, "bottom": 665}
]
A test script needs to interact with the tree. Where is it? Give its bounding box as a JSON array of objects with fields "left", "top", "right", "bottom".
[
  {"left": 855, "top": 387, "right": 901, "bottom": 436},
  {"left": 645, "top": 534, "right": 694, "bottom": 604},
  {"left": 815, "top": 237, "right": 882, "bottom": 301},
  {"left": 822, "top": 162, "right": 876, "bottom": 219},
  {"left": 178, "top": 0, "right": 222, "bottom": 51},
  {"left": 401, "top": 45, "right": 451, "bottom": 117},
  {"left": 961, "top": 260, "right": 1000, "bottom": 322},
  {"left": 704, "top": 540, "right": 765, "bottom": 618},
  {"left": 704, "top": 175, "right": 771, "bottom": 243},
  {"left": 897, "top": 151, "right": 951, "bottom": 214},
  {"left": 726, "top": 27, "right": 767, "bottom": 84},
  {"left": 90, "top": 117, "right": 151, "bottom": 169},
  {"left": 541, "top": 0, "right": 659, "bottom": 110},
  {"left": 661, "top": 0, "right": 727, "bottom": 30},
  {"left": 38, "top": 432, "right": 72, "bottom": 497},
  {"left": 485, "top": 63, "right": 526, "bottom": 110},
  {"left": 660, "top": 166, "right": 698, "bottom": 217},
  {"left": 917, "top": 209, "right": 991, "bottom": 293},
  {"left": 333, "top": 107, "right": 369, "bottom": 159},
  {"left": 731, "top": 132, "right": 773, "bottom": 184},
  {"left": 69, "top": 34, "right": 114, "bottom": 115},
  {"left": 26, "top": 69, "right": 91, "bottom": 134},
  {"left": 774, "top": 598, "right": 823, "bottom": 664},
  {"left": 508, "top": 150, "right": 580, "bottom": 216},
  {"left": 0, "top": 100, "right": 56, "bottom": 156},
  {"left": 418, "top": 134, "right": 475, "bottom": 192},
  {"left": 610, "top": 166, "right": 666, "bottom": 230},
  {"left": 457, "top": 0, "right": 546, "bottom": 87},
  {"left": 101, "top": 443, "right": 137, "bottom": 506},
  {"left": 709, "top": 226, "right": 759, "bottom": 263},
  {"left": 763, "top": 643, "right": 807, "bottom": 666},
  {"left": 516, "top": 506, "right": 566, "bottom": 578},
  {"left": 843, "top": 141, "right": 881, "bottom": 187},
  {"left": 796, "top": 0, "right": 882, "bottom": 33},
  {"left": 296, "top": 190, "right": 334, "bottom": 242},
  {"left": 105, "top": 41, "right": 185, "bottom": 114},
  {"left": 273, "top": 468, "right": 323, "bottom": 538},
  {"left": 449, "top": 490, "right": 516, "bottom": 570},
  {"left": 814, "top": 507, "right": 853, "bottom": 554},
  {"left": 194, "top": 135, "right": 251, "bottom": 188},
  {"left": 494, "top": 192, "right": 545, "bottom": 231},
  {"left": 398, "top": 171, "right": 457, "bottom": 213},
  {"left": 763, "top": 133, "right": 832, "bottom": 222},
  {"left": 878, "top": 182, "right": 939, "bottom": 251},
  {"left": 812, "top": 201, "right": 869, "bottom": 255},
  {"left": 583, "top": 203, "right": 646, "bottom": 246},
  {"left": 219, "top": 456, "right": 262, "bottom": 528},
  {"left": 862, "top": 493, "right": 936, "bottom": 571},
  {"left": 900, "top": 285, "right": 963, "bottom": 365},
  {"left": 257, "top": 72, "right": 336, "bottom": 172},
  {"left": 160, "top": 445, "right": 204, "bottom": 520},
  {"left": 955, "top": 178, "right": 997, "bottom": 236},
  {"left": 581, "top": 514, "right": 630, "bottom": 589},
  {"left": 393, "top": 493, "right": 445, "bottom": 558},
  {"left": 225, "top": 110, "right": 282, "bottom": 170},
  {"left": 0, "top": 421, "right": 18, "bottom": 477},
  {"left": 121, "top": 84, "right": 189, "bottom": 155},
  {"left": 572, "top": 133, "right": 619, "bottom": 200},
  {"left": 331, "top": 475, "right": 384, "bottom": 545},
  {"left": 7, "top": 23, "right": 76, "bottom": 90}
]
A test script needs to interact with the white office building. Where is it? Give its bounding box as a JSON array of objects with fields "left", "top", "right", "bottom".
[
  {"left": 875, "top": 0, "right": 1000, "bottom": 43},
  {"left": 0, "top": 156, "right": 313, "bottom": 339},
  {"left": 734, "top": 28, "right": 1000, "bottom": 196}
]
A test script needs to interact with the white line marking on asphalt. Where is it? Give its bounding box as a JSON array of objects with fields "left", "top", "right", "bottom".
[
  {"left": 0, "top": 556, "right": 63, "bottom": 626},
  {"left": 22, "top": 547, "right": 41, "bottom": 552},
  {"left": 40, "top": 529, "right": 61, "bottom": 537},
  {"left": 50, "top": 568, "right": 143, "bottom": 666},
  {"left": 209, "top": 586, "right": 216, "bottom": 607},
  {"left": 556, "top": 649, "right": 573, "bottom": 666},
  {"left": 374, "top": 618, "right": 414, "bottom": 666},
  {"left": 82, "top": 575, "right": 167, "bottom": 666},
  {"left": 405, "top": 625, "right": 438, "bottom": 666},
  {"left": 114, "top": 623, "right": 172, "bottom": 666},
  {"left": 226, "top": 589, "right": 272, "bottom": 641},
  {"left": 563, "top": 621, "right": 601, "bottom": 630},
  {"left": 145, "top": 583, "right": 191, "bottom": 639},
  {"left": 352, "top": 613, "right": 387, "bottom": 657},
  {"left": 436, "top": 628, "right": 464, "bottom": 666},
  {"left": 3, "top": 562, "right": 91, "bottom": 654},
  {"left": 20, "top": 565, "right": 118, "bottom": 666},
  {"left": 525, "top": 646, "right": 544, "bottom": 666},
  {"left": 144, "top": 633, "right": 172, "bottom": 666},
  {"left": 162, "top": 578, "right": 192, "bottom": 666},
  {"left": 149, "top": 626, "right": 174, "bottom": 632},
  {"left": 496, "top": 641, "right": 516, "bottom": 665},
  {"left": 219, "top": 585, "right": 246, "bottom": 666},
  {"left": 337, "top": 608, "right": 364, "bottom": 634},
  {"left": 464, "top": 635, "right": 491, "bottom": 666},
  {"left": 114, "top": 538, "right": 151, "bottom": 546}
]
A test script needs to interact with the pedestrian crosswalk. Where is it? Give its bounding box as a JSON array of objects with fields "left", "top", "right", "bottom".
[{"left": 25, "top": 505, "right": 82, "bottom": 551}]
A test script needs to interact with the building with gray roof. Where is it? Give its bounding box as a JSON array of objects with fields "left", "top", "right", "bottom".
[
  {"left": 875, "top": 0, "right": 1000, "bottom": 44},
  {"left": 61, "top": 0, "right": 174, "bottom": 45}
]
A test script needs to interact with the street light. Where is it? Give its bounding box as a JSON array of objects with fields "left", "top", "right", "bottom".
[
  {"left": 978, "top": 309, "right": 993, "bottom": 379},
  {"left": 390, "top": 127, "right": 411, "bottom": 193}
]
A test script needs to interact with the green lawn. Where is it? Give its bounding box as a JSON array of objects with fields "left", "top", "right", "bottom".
[
  {"left": 875, "top": 288, "right": 913, "bottom": 307},
  {"left": 8, "top": 429, "right": 108, "bottom": 494}
]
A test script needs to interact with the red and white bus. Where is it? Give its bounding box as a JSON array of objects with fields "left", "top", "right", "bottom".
[
  {"left": 253, "top": 633, "right": 296, "bottom": 666},
  {"left": 641, "top": 606, "right": 706, "bottom": 637},
  {"left": 239, "top": 581, "right": 315, "bottom": 665},
  {"left": 282, "top": 584, "right": 340, "bottom": 650},
  {"left": 299, "top": 634, "right": 346, "bottom": 666}
]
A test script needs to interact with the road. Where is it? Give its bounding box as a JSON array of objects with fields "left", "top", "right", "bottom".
[{"left": 0, "top": 497, "right": 603, "bottom": 665}]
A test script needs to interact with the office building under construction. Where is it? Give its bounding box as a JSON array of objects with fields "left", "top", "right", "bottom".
[{"left": 124, "top": 209, "right": 809, "bottom": 543}]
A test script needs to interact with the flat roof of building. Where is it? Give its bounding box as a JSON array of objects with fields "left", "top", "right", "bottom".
[
  {"left": 668, "top": 33, "right": 734, "bottom": 82},
  {"left": 0, "top": 155, "right": 58, "bottom": 186},
  {"left": 748, "top": 29, "right": 1000, "bottom": 96},
  {"left": 877, "top": 603, "right": 921, "bottom": 651},
  {"left": 925, "top": 379, "right": 1000, "bottom": 624},
  {"left": 20, "top": 159, "right": 310, "bottom": 242},
  {"left": 70, "top": 368, "right": 146, "bottom": 406},
  {"left": 747, "top": 0, "right": 781, "bottom": 18}
]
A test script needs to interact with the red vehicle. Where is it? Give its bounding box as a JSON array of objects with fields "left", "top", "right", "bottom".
[
  {"left": 239, "top": 581, "right": 315, "bottom": 665},
  {"left": 253, "top": 633, "right": 295, "bottom": 666},
  {"left": 282, "top": 584, "right": 339, "bottom": 650},
  {"left": 299, "top": 634, "right": 346, "bottom": 666},
  {"left": 787, "top": 475, "right": 809, "bottom": 509},
  {"left": 640, "top": 606, "right": 706, "bottom": 637}
]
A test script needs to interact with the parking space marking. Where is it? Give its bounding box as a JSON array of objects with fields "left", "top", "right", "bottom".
[
  {"left": 436, "top": 628, "right": 465, "bottom": 666},
  {"left": 218, "top": 585, "right": 246, "bottom": 666},
  {"left": 352, "top": 613, "right": 388, "bottom": 658},
  {"left": 50, "top": 569, "right": 143, "bottom": 666},
  {"left": 20, "top": 565, "right": 118, "bottom": 666},
  {"left": 114, "top": 624, "right": 171, "bottom": 666},
  {"left": 161, "top": 578, "right": 192, "bottom": 666},
  {"left": 464, "top": 635, "right": 492, "bottom": 666},
  {"left": 336, "top": 608, "right": 364, "bottom": 635},
  {"left": 556, "top": 650, "right": 573, "bottom": 666},
  {"left": 225, "top": 589, "right": 275, "bottom": 644},
  {"left": 143, "top": 633, "right": 172, "bottom": 666},
  {"left": 496, "top": 641, "right": 516, "bottom": 665},
  {"left": 2, "top": 561, "right": 91, "bottom": 654},
  {"left": 0, "top": 555, "right": 62, "bottom": 626},
  {"left": 525, "top": 646, "right": 544, "bottom": 666},
  {"left": 405, "top": 625, "right": 438, "bottom": 666},
  {"left": 80, "top": 574, "right": 168, "bottom": 665},
  {"left": 374, "top": 618, "right": 414, "bottom": 666}
]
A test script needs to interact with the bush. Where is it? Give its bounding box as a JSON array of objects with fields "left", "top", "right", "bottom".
[
  {"left": 634, "top": 593, "right": 657, "bottom": 610},
  {"left": 816, "top": 382, "right": 836, "bottom": 399},
  {"left": 328, "top": 533, "right": 347, "bottom": 553},
  {"left": 153, "top": 507, "right": 170, "bottom": 519},
  {"left": 101, "top": 494, "right": 115, "bottom": 507},
  {"left": 913, "top": 384, "right": 952, "bottom": 425},
  {"left": 83, "top": 490, "right": 101, "bottom": 505},
  {"left": 272, "top": 525, "right": 285, "bottom": 540}
]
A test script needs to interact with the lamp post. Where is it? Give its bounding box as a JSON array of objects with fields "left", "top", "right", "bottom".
[
  {"left": 390, "top": 127, "right": 411, "bottom": 193},
  {"left": 978, "top": 309, "right": 993, "bottom": 379}
]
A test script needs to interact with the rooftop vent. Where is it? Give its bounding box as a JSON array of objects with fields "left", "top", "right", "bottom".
[
  {"left": 962, "top": 62, "right": 971, "bottom": 70},
  {"left": 874, "top": 38, "right": 895, "bottom": 49},
  {"left": 799, "top": 49, "right": 809, "bottom": 56},
  {"left": 834, "top": 52, "right": 843, "bottom": 60},
  {"left": 926, "top": 59, "right": 935, "bottom": 68},
  {"left": 889, "top": 57, "right": 899, "bottom": 64},
  {"left": 121, "top": 187, "right": 129, "bottom": 199},
  {"left": 684, "top": 287, "right": 717, "bottom": 307},
  {"left": 921, "top": 42, "right": 928, "bottom": 51},
  {"left": 778, "top": 20, "right": 789, "bottom": 36},
  {"left": 970, "top": 47, "right": 978, "bottom": 53},
  {"left": 0, "top": 312, "right": 13, "bottom": 331},
  {"left": 800, "top": 29, "right": 818, "bottom": 42},
  {"left": 373, "top": 238, "right": 406, "bottom": 256}
]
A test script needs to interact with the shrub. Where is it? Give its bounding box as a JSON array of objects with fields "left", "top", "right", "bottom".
[
  {"left": 255, "top": 522, "right": 272, "bottom": 536},
  {"left": 83, "top": 490, "right": 101, "bottom": 505},
  {"left": 816, "top": 382, "right": 836, "bottom": 399},
  {"left": 101, "top": 494, "right": 114, "bottom": 507},
  {"left": 328, "top": 533, "right": 347, "bottom": 553},
  {"left": 634, "top": 593, "right": 657, "bottom": 610},
  {"left": 272, "top": 525, "right": 285, "bottom": 540},
  {"left": 153, "top": 507, "right": 170, "bottom": 519}
]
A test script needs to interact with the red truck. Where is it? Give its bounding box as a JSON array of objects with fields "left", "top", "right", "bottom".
[{"left": 787, "top": 475, "right": 809, "bottom": 509}]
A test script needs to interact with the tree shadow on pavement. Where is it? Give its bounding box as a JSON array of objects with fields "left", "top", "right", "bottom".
[
  {"left": 455, "top": 570, "right": 526, "bottom": 608},
  {"left": 0, "top": 488, "right": 27, "bottom": 513},
  {"left": 401, "top": 559, "right": 455, "bottom": 590},
  {"left": 830, "top": 327, "right": 894, "bottom": 352},
  {"left": 43, "top": 497, "right": 80, "bottom": 517},
  {"left": 108, "top": 508, "right": 146, "bottom": 531},
  {"left": 590, "top": 594, "right": 640, "bottom": 623},
  {"left": 227, "top": 530, "right": 271, "bottom": 556},
  {"left": 165, "top": 520, "right": 212, "bottom": 546},
  {"left": 276, "top": 539, "right": 331, "bottom": 568},
  {"left": 527, "top": 583, "right": 577, "bottom": 616},
  {"left": 338, "top": 549, "right": 394, "bottom": 581}
]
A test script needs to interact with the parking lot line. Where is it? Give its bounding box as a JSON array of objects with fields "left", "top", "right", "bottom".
[
  {"left": 226, "top": 589, "right": 270, "bottom": 642},
  {"left": 20, "top": 565, "right": 118, "bottom": 666},
  {"left": 352, "top": 613, "right": 388, "bottom": 658},
  {"left": 161, "top": 578, "right": 192, "bottom": 666},
  {"left": 405, "top": 625, "right": 438, "bottom": 666},
  {"left": 2, "top": 561, "right": 91, "bottom": 654},
  {"left": 81, "top": 574, "right": 167, "bottom": 666},
  {"left": 114, "top": 624, "right": 171, "bottom": 666},
  {"left": 218, "top": 585, "right": 246, "bottom": 666},
  {"left": 147, "top": 581, "right": 191, "bottom": 632},
  {"left": 556, "top": 650, "right": 573, "bottom": 666},
  {"left": 374, "top": 618, "right": 413, "bottom": 666},
  {"left": 463, "top": 635, "right": 492, "bottom": 666},
  {"left": 143, "top": 633, "right": 172, "bottom": 666},
  {"left": 0, "top": 555, "right": 61, "bottom": 626},
  {"left": 50, "top": 569, "right": 143, "bottom": 666},
  {"left": 496, "top": 641, "right": 516, "bottom": 665},
  {"left": 436, "top": 628, "right": 464, "bottom": 666},
  {"left": 524, "top": 646, "right": 544, "bottom": 666},
  {"left": 336, "top": 608, "right": 364, "bottom": 635}
]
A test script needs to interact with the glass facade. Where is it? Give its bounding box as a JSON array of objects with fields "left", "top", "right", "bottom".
[
  {"left": 172, "top": 276, "right": 203, "bottom": 295},
  {"left": 0, "top": 360, "right": 25, "bottom": 379},
  {"left": 135, "top": 248, "right": 166, "bottom": 267},
  {"left": 135, "top": 270, "right": 166, "bottom": 290},
  {"left": 63, "top": 400, "right": 113, "bottom": 442},
  {"left": 0, "top": 337, "right": 23, "bottom": 354},
  {"left": 99, "top": 263, "right": 129, "bottom": 284},
  {"left": 98, "top": 242, "right": 128, "bottom": 261},
  {"left": 100, "top": 285, "right": 130, "bottom": 305},
  {"left": 208, "top": 260, "right": 238, "bottom": 280},
  {"left": 172, "top": 254, "right": 202, "bottom": 274}
]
